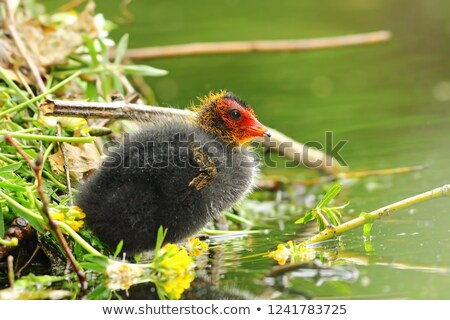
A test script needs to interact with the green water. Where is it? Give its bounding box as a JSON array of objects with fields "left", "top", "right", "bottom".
[{"left": 49, "top": 0, "right": 450, "bottom": 299}]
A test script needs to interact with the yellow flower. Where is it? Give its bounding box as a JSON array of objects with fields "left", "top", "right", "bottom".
[
  {"left": 49, "top": 211, "right": 65, "bottom": 222},
  {"left": 66, "top": 206, "right": 86, "bottom": 220},
  {"left": 297, "top": 246, "right": 316, "bottom": 262},
  {"left": 49, "top": 205, "right": 86, "bottom": 231},
  {"left": 105, "top": 261, "right": 144, "bottom": 291},
  {"left": 154, "top": 243, "right": 195, "bottom": 299},
  {"left": 267, "top": 241, "right": 293, "bottom": 266},
  {"left": 267, "top": 240, "right": 316, "bottom": 265},
  {"left": 184, "top": 237, "right": 208, "bottom": 257},
  {"left": 66, "top": 220, "right": 84, "bottom": 231}
]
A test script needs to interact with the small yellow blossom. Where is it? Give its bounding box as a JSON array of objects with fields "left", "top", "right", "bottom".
[
  {"left": 154, "top": 243, "right": 195, "bottom": 299},
  {"left": 267, "top": 241, "right": 294, "bottom": 266},
  {"left": 66, "top": 220, "right": 84, "bottom": 231},
  {"left": 184, "top": 237, "right": 208, "bottom": 257},
  {"left": 105, "top": 261, "right": 144, "bottom": 291},
  {"left": 267, "top": 240, "right": 317, "bottom": 265},
  {"left": 49, "top": 211, "right": 65, "bottom": 221},
  {"left": 67, "top": 206, "right": 86, "bottom": 219},
  {"left": 49, "top": 205, "right": 86, "bottom": 231},
  {"left": 298, "top": 246, "right": 316, "bottom": 262}
]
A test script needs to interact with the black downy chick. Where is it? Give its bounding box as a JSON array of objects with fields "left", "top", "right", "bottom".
[{"left": 76, "top": 91, "right": 270, "bottom": 253}]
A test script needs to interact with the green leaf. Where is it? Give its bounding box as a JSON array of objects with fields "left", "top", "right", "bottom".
[
  {"left": 317, "top": 217, "right": 326, "bottom": 232},
  {"left": 100, "top": 73, "right": 112, "bottom": 101},
  {"left": 5, "top": 121, "right": 24, "bottom": 131},
  {"left": 123, "top": 65, "right": 168, "bottom": 77},
  {"left": 83, "top": 254, "right": 109, "bottom": 268},
  {"left": 0, "top": 205, "right": 4, "bottom": 238},
  {"left": 0, "top": 162, "right": 22, "bottom": 174},
  {"left": 112, "top": 291, "right": 123, "bottom": 300},
  {"left": 134, "top": 251, "right": 142, "bottom": 263},
  {"left": 82, "top": 35, "right": 99, "bottom": 67},
  {"left": 3, "top": 194, "right": 45, "bottom": 233},
  {"left": 325, "top": 208, "right": 342, "bottom": 226},
  {"left": 317, "top": 183, "right": 343, "bottom": 209},
  {"left": 87, "top": 284, "right": 112, "bottom": 300},
  {"left": 86, "top": 81, "right": 98, "bottom": 101},
  {"left": 156, "top": 284, "right": 168, "bottom": 300},
  {"left": 294, "top": 210, "right": 315, "bottom": 224},
  {"left": 98, "top": 39, "right": 109, "bottom": 67},
  {"left": 113, "top": 240, "right": 123, "bottom": 258},
  {"left": 363, "top": 222, "right": 373, "bottom": 239},
  {"left": 0, "top": 181, "right": 27, "bottom": 192},
  {"left": 80, "top": 262, "right": 106, "bottom": 273},
  {"left": 114, "top": 34, "right": 129, "bottom": 65},
  {"left": 153, "top": 226, "right": 168, "bottom": 258},
  {"left": 360, "top": 212, "right": 375, "bottom": 238},
  {"left": 364, "top": 239, "right": 374, "bottom": 253},
  {"left": 332, "top": 202, "right": 350, "bottom": 210}
]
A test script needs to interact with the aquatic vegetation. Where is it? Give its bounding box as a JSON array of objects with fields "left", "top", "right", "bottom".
[
  {"left": 267, "top": 182, "right": 449, "bottom": 265},
  {"left": 0, "top": 1, "right": 190, "bottom": 299}
]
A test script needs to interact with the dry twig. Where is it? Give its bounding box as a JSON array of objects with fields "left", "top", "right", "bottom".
[
  {"left": 56, "top": 123, "right": 74, "bottom": 206},
  {"left": 119, "top": 31, "right": 391, "bottom": 60},
  {"left": 4, "top": 0, "right": 46, "bottom": 93},
  {"left": 40, "top": 97, "right": 344, "bottom": 174},
  {"left": 41, "top": 97, "right": 189, "bottom": 119}
]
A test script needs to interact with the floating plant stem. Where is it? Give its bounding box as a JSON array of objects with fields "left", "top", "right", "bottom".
[{"left": 305, "top": 184, "right": 450, "bottom": 244}]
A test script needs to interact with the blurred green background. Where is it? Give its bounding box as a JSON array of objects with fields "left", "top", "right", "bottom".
[
  {"left": 101, "top": 0, "right": 450, "bottom": 177},
  {"left": 43, "top": 0, "right": 450, "bottom": 298}
]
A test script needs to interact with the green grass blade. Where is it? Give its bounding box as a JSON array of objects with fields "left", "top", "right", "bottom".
[
  {"left": 123, "top": 65, "right": 168, "bottom": 77},
  {"left": 0, "top": 162, "right": 22, "bottom": 174},
  {"left": 0, "top": 131, "right": 95, "bottom": 143},
  {"left": 114, "top": 34, "right": 129, "bottom": 65},
  {"left": 0, "top": 70, "right": 81, "bottom": 117},
  {"left": 0, "top": 205, "right": 4, "bottom": 238},
  {"left": 316, "top": 183, "right": 343, "bottom": 209},
  {"left": 294, "top": 210, "right": 315, "bottom": 224},
  {"left": 0, "top": 67, "right": 29, "bottom": 101},
  {"left": 82, "top": 35, "right": 99, "bottom": 67}
]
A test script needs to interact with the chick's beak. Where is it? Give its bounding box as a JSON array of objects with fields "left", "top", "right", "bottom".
[{"left": 247, "top": 117, "right": 271, "bottom": 138}]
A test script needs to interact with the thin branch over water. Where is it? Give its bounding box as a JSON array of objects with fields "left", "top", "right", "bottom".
[{"left": 119, "top": 31, "right": 392, "bottom": 60}]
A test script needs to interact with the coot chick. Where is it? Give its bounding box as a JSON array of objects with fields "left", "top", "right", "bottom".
[{"left": 77, "top": 91, "right": 269, "bottom": 253}]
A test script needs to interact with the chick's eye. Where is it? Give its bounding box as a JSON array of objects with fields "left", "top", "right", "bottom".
[{"left": 229, "top": 109, "right": 241, "bottom": 120}]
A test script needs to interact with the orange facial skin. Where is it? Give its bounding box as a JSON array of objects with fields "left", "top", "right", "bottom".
[{"left": 194, "top": 91, "right": 269, "bottom": 145}]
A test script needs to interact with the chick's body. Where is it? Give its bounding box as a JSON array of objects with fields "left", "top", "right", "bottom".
[
  {"left": 77, "top": 92, "right": 269, "bottom": 253},
  {"left": 77, "top": 114, "right": 258, "bottom": 253}
]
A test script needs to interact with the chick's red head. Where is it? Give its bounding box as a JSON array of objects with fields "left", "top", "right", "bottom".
[{"left": 195, "top": 91, "right": 270, "bottom": 145}]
